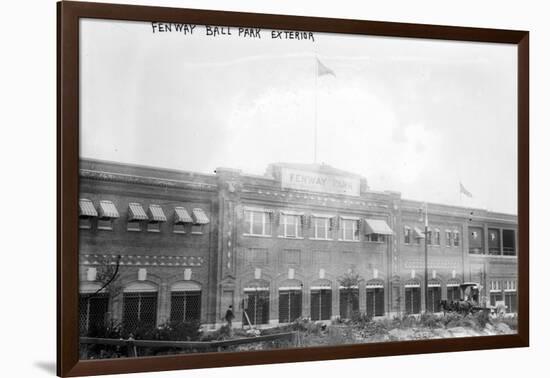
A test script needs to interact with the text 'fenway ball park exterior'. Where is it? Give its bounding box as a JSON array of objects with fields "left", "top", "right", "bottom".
[{"left": 78, "top": 159, "right": 517, "bottom": 332}]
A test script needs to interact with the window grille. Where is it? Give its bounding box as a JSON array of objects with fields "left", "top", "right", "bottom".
[
  {"left": 405, "top": 287, "right": 421, "bottom": 314},
  {"left": 242, "top": 291, "right": 270, "bottom": 325},
  {"left": 339, "top": 289, "right": 359, "bottom": 319},
  {"left": 79, "top": 293, "right": 109, "bottom": 335},
  {"left": 170, "top": 291, "right": 201, "bottom": 323},
  {"left": 278, "top": 290, "right": 302, "bottom": 323},
  {"left": 426, "top": 286, "right": 442, "bottom": 312},
  {"left": 366, "top": 287, "right": 384, "bottom": 317},
  {"left": 447, "top": 286, "right": 461, "bottom": 301},
  {"left": 122, "top": 292, "right": 158, "bottom": 333},
  {"left": 311, "top": 289, "right": 332, "bottom": 321}
]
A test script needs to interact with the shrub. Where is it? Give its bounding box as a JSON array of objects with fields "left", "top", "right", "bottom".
[{"left": 419, "top": 313, "right": 442, "bottom": 329}]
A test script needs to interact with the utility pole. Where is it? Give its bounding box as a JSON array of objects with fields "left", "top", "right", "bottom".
[{"left": 423, "top": 203, "right": 429, "bottom": 313}]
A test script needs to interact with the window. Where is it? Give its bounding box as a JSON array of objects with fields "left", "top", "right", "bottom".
[
  {"left": 122, "top": 290, "right": 158, "bottom": 333},
  {"left": 365, "top": 233, "right": 386, "bottom": 243},
  {"left": 243, "top": 290, "right": 270, "bottom": 325},
  {"left": 127, "top": 221, "right": 141, "bottom": 232},
  {"left": 339, "top": 288, "right": 359, "bottom": 319},
  {"left": 191, "top": 224, "right": 203, "bottom": 234},
  {"left": 79, "top": 293, "right": 109, "bottom": 335},
  {"left": 453, "top": 231, "right": 460, "bottom": 247},
  {"left": 340, "top": 218, "right": 359, "bottom": 241},
  {"left": 404, "top": 227, "right": 412, "bottom": 244},
  {"left": 405, "top": 286, "right": 421, "bottom": 314},
  {"left": 79, "top": 198, "right": 97, "bottom": 230},
  {"left": 311, "top": 287, "right": 332, "bottom": 321},
  {"left": 366, "top": 285, "right": 384, "bottom": 317},
  {"left": 503, "top": 229, "right": 516, "bottom": 256},
  {"left": 433, "top": 229, "right": 441, "bottom": 245},
  {"left": 312, "top": 216, "right": 331, "bottom": 240},
  {"left": 173, "top": 206, "right": 193, "bottom": 234},
  {"left": 98, "top": 200, "right": 119, "bottom": 230},
  {"left": 447, "top": 285, "right": 460, "bottom": 301},
  {"left": 427, "top": 285, "right": 442, "bottom": 312},
  {"left": 490, "top": 280, "right": 503, "bottom": 307},
  {"left": 170, "top": 282, "right": 201, "bottom": 323},
  {"left": 426, "top": 230, "right": 433, "bottom": 245},
  {"left": 468, "top": 227, "right": 484, "bottom": 254},
  {"left": 191, "top": 208, "right": 209, "bottom": 234},
  {"left": 279, "top": 289, "right": 302, "bottom": 323},
  {"left": 488, "top": 228, "right": 501, "bottom": 255},
  {"left": 244, "top": 210, "right": 272, "bottom": 236},
  {"left": 147, "top": 204, "right": 166, "bottom": 233},
  {"left": 127, "top": 203, "right": 148, "bottom": 232},
  {"left": 244, "top": 248, "right": 268, "bottom": 265},
  {"left": 281, "top": 214, "right": 302, "bottom": 238},
  {"left": 445, "top": 231, "right": 452, "bottom": 247}
]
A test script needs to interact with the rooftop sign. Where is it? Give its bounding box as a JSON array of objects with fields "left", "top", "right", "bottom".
[{"left": 280, "top": 167, "right": 360, "bottom": 197}]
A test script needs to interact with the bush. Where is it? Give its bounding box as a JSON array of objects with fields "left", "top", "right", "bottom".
[{"left": 419, "top": 313, "right": 442, "bottom": 329}]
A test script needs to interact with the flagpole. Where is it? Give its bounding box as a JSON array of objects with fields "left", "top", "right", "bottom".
[{"left": 314, "top": 55, "right": 318, "bottom": 164}]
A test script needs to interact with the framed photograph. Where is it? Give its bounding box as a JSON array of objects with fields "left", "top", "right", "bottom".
[{"left": 57, "top": 1, "right": 529, "bottom": 376}]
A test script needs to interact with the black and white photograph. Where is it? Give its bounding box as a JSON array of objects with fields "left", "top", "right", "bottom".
[{"left": 77, "top": 18, "right": 519, "bottom": 360}]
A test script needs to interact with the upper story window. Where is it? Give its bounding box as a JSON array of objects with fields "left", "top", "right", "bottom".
[
  {"left": 312, "top": 215, "right": 332, "bottom": 240},
  {"left": 339, "top": 217, "right": 359, "bottom": 241},
  {"left": 97, "top": 200, "right": 119, "bottom": 230},
  {"left": 445, "top": 230, "right": 452, "bottom": 247},
  {"left": 426, "top": 229, "right": 433, "bottom": 245},
  {"left": 453, "top": 230, "right": 460, "bottom": 247},
  {"left": 468, "top": 227, "right": 484, "bottom": 254},
  {"left": 79, "top": 198, "right": 98, "bottom": 230},
  {"left": 281, "top": 212, "right": 303, "bottom": 238},
  {"left": 364, "top": 219, "right": 393, "bottom": 243},
  {"left": 191, "top": 208, "right": 210, "bottom": 234},
  {"left": 488, "top": 228, "right": 501, "bottom": 255},
  {"left": 404, "top": 226, "right": 412, "bottom": 244},
  {"left": 244, "top": 208, "right": 272, "bottom": 236},
  {"left": 127, "top": 202, "right": 148, "bottom": 232},
  {"left": 433, "top": 228, "right": 441, "bottom": 245},
  {"left": 502, "top": 229, "right": 516, "bottom": 256}
]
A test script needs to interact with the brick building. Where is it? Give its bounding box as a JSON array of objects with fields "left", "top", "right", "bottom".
[{"left": 78, "top": 159, "right": 518, "bottom": 333}]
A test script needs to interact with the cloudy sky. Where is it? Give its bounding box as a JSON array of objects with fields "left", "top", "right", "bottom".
[{"left": 80, "top": 19, "right": 517, "bottom": 214}]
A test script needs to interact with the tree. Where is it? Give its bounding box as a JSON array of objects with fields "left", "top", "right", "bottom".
[{"left": 338, "top": 271, "right": 363, "bottom": 319}]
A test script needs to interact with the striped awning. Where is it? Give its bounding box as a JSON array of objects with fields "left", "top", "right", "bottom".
[
  {"left": 98, "top": 200, "right": 119, "bottom": 219},
  {"left": 174, "top": 207, "right": 193, "bottom": 224},
  {"left": 128, "top": 203, "right": 148, "bottom": 221},
  {"left": 148, "top": 204, "right": 167, "bottom": 222},
  {"left": 79, "top": 198, "right": 98, "bottom": 217},
  {"left": 365, "top": 219, "right": 394, "bottom": 235},
  {"left": 414, "top": 227, "right": 425, "bottom": 238},
  {"left": 366, "top": 283, "right": 384, "bottom": 288},
  {"left": 192, "top": 208, "right": 210, "bottom": 224},
  {"left": 405, "top": 282, "right": 420, "bottom": 288}
]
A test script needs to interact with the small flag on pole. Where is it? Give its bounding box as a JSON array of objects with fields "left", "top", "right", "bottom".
[
  {"left": 459, "top": 182, "right": 473, "bottom": 198},
  {"left": 317, "top": 57, "right": 335, "bottom": 77}
]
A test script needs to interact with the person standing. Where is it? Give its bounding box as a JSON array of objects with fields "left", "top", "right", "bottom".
[{"left": 224, "top": 305, "right": 235, "bottom": 329}]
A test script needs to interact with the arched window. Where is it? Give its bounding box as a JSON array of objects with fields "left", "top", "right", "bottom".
[
  {"left": 170, "top": 281, "right": 202, "bottom": 323},
  {"left": 366, "top": 280, "right": 384, "bottom": 317},
  {"left": 79, "top": 283, "right": 109, "bottom": 335},
  {"left": 404, "top": 280, "right": 421, "bottom": 314},
  {"left": 278, "top": 280, "right": 303, "bottom": 323},
  {"left": 122, "top": 282, "right": 158, "bottom": 333},
  {"left": 427, "top": 280, "right": 442, "bottom": 312},
  {"left": 242, "top": 280, "right": 270, "bottom": 326},
  {"left": 310, "top": 280, "right": 332, "bottom": 321}
]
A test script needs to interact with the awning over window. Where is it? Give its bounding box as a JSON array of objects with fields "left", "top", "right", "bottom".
[
  {"left": 281, "top": 210, "right": 305, "bottom": 216},
  {"left": 365, "top": 219, "right": 394, "bottom": 235},
  {"left": 98, "top": 200, "right": 119, "bottom": 219},
  {"left": 192, "top": 208, "right": 210, "bottom": 225},
  {"left": 79, "top": 198, "right": 98, "bottom": 217},
  {"left": 414, "top": 227, "right": 425, "bottom": 238},
  {"left": 148, "top": 204, "right": 167, "bottom": 222},
  {"left": 128, "top": 202, "right": 148, "bottom": 221},
  {"left": 174, "top": 207, "right": 193, "bottom": 224}
]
